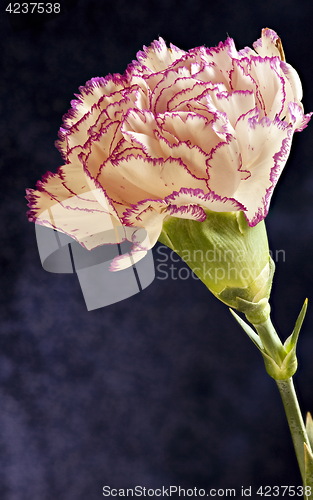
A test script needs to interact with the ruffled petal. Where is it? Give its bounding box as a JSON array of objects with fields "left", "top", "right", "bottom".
[
  {"left": 253, "top": 28, "right": 285, "bottom": 60},
  {"left": 163, "top": 187, "right": 245, "bottom": 214},
  {"left": 158, "top": 112, "right": 221, "bottom": 154},
  {"left": 287, "top": 102, "right": 312, "bottom": 132},
  {"left": 248, "top": 56, "right": 286, "bottom": 119},
  {"left": 98, "top": 155, "right": 208, "bottom": 204},
  {"left": 134, "top": 38, "right": 186, "bottom": 73},
  {"left": 109, "top": 226, "right": 153, "bottom": 271},
  {"left": 207, "top": 137, "right": 249, "bottom": 198},
  {"left": 233, "top": 111, "right": 292, "bottom": 224},
  {"left": 121, "top": 109, "right": 211, "bottom": 178},
  {"left": 194, "top": 38, "right": 239, "bottom": 89},
  {"left": 26, "top": 165, "right": 126, "bottom": 250},
  {"left": 208, "top": 90, "right": 256, "bottom": 129},
  {"left": 280, "top": 61, "right": 303, "bottom": 103},
  {"left": 157, "top": 136, "right": 209, "bottom": 178},
  {"left": 121, "top": 109, "right": 165, "bottom": 157}
]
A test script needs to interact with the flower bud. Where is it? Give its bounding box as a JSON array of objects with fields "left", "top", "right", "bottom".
[{"left": 159, "top": 211, "right": 274, "bottom": 324}]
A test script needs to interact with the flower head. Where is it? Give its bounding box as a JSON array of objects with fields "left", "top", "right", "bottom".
[{"left": 26, "top": 28, "right": 311, "bottom": 270}]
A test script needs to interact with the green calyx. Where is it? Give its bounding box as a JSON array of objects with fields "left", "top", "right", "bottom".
[
  {"left": 158, "top": 210, "right": 307, "bottom": 381},
  {"left": 231, "top": 299, "right": 308, "bottom": 380},
  {"left": 159, "top": 210, "right": 273, "bottom": 323}
]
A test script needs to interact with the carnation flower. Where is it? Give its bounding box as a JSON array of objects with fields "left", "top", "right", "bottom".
[{"left": 26, "top": 28, "right": 311, "bottom": 270}]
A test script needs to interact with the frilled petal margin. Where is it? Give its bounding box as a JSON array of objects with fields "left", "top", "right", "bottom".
[
  {"left": 117, "top": 188, "right": 246, "bottom": 270},
  {"left": 26, "top": 164, "right": 127, "bottom": 250}
]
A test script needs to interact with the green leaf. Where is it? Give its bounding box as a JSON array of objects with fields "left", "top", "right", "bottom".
[
  {"left": 229, "top": 309, "right": 264, "bottom": 350},
  {"left": 304, "top": 443, "right": 313, "bottom": 500},
  {"left": 306, "top": 413, "right": 313, "bottom": 450},
  {"left": 284, "top": 299, "right": 308, "bottom": 353},
  {"left": 260, "top": 350, "right": 286, "bottom": 380}
]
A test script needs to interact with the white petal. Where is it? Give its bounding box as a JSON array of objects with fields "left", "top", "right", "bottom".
[
  {"left": 207, "top": 137, "right": 247, "bottom": 197},
  {"left": 158, "top": 137, "right": 209, "bottom": 178},
  {"left": 100, "top": 155, "right": 208, "bottom": 202},
  {"left": 121, "top": 109, "right": 164, "bottom": 157},
  {"left": 197, "top": 38, "right": 238, "bottom": 89},
  {"left": 149, "top": 69, "right": 195, "bottom": 113},
  {"left": 281, "top": 62, "right": 303, "bottom": 103},
  {"left": 27, "top": 164, "right": 125, "bottom": 250},
  {"left": 135, "top": 38, "right": 186, "bottom": 73},
  {"left": 159, "top": 112, "right": 221, "bottom": 154},
  {"left": 229, "top": 59, "right": 256, "bottom": 93},
  {"left": 164, "top": 187, "right": 245, "bottom": 213},
  {"left": 252, "top": 28, "right": 285, "bottom": 60},
  {"left": 248, "top": 57, "right": 286, "bottom": 119},
  {"left": 208, "top": 90, "right": 256, "bottom": 128},
  {"left": 234, "top": 112, "right": 292, "bottom": 224}
]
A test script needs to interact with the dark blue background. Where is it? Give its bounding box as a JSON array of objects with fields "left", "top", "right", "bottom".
[{"left": 1, "top": 0, "right": 313, "bottom": 498}]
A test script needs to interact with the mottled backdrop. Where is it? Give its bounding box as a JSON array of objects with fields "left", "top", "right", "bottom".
[{"left": 1, "top": 0, "right": 313, "bottom": 499}]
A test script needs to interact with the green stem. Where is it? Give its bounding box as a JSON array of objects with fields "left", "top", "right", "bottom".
[
  {"left": 254, "top": 317, "right": 285, "bottom": 365},
  {"left": 276, "top": 378, "right": 312, "bottom": 493},
  {"left": 250, "top": 316, "right": 312, "bottom": 498}
]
